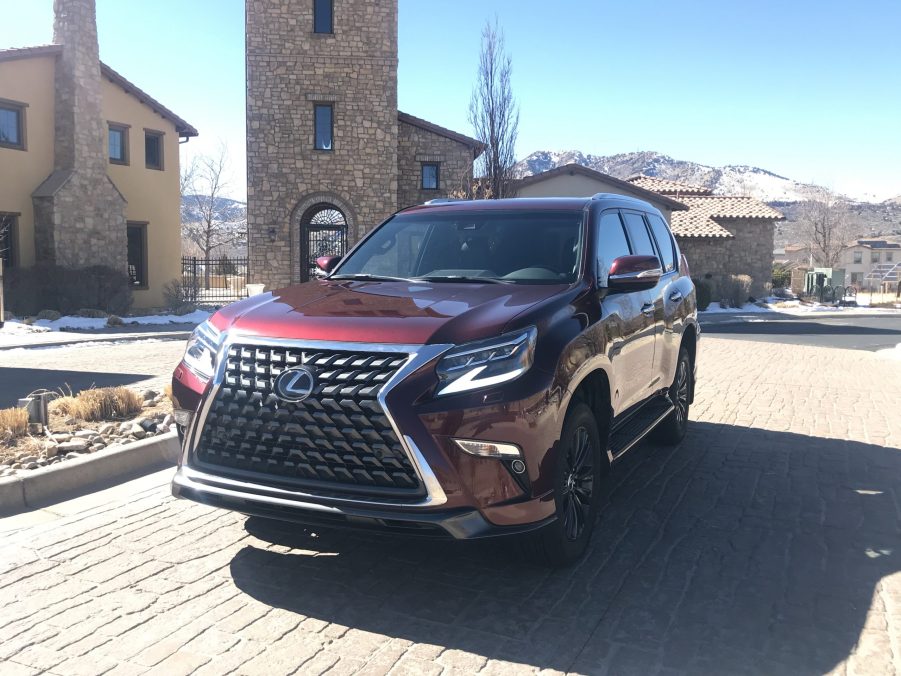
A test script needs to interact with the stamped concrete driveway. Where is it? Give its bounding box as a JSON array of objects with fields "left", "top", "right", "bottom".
[{"left": 2, "top": 338, "right": 901, "bottom": 675}]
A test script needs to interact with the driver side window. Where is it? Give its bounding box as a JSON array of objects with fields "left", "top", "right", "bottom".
[{"left": 597, "top": 211, "right": 631, "bottom": 286}]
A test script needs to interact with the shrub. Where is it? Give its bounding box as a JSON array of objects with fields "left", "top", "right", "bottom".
[
  {"left": 772, "top": 264, "right": 792, "bottom": 290},
  {"left": 719, "top": 275, "right": 753, "bottom": 309},
  {"left": 0, "top": 406, "right": 29, "bottom": 440},
  {"left": 2, "top": 264, "right": 132, "bottom": 316},
  {"left": 174, "top": 304, "right": 197, "bottom": 316},
  {"left": 36, "top": 309, "right": 61, "bottom": 321},
  {"left": 692, "top": 278, "right": 712, "bottom": 311},
  {"left": 74, "top": 308, "right": 109, "bottom": 318},
  {"left": 50, "top": 387, "right": 143, "bottom": 422},
  {"left": 217, "top": 255, "right": 238, "bottom": 276},
  {"left": 163, "top": 278, "right": 200, "bottom": 310},
  {"left": 106, "top": 315, "right": 124, "bottom": 327}
]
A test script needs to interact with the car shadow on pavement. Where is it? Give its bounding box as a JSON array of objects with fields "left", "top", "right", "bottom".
[
  {"left": 703, "top": 319, "right": 901, "bottom": 338},
  {"left": 0, "top": 367, "right": 152, "bottom": 408},
  {"left": 229, "top": 422, "right": 901, "bottom": 675}
]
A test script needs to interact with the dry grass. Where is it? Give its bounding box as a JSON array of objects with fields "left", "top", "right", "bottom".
[
  {"left": 0, "top": 407, "right": 29, "bottom": 440},
  {"left": 50, "top": 387, "right": 144, "bottom": 422}
]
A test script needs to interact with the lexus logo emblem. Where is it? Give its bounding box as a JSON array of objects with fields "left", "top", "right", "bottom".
[{"left": 273, "top": 366, "right": 316, "bottom": 402}]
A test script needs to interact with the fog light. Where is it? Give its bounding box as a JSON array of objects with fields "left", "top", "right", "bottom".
[
  {"left": 173, "top": 409, "right": 193, "bottom": 427},
  {"left": 510, "top": 459, "right": 526, "bottom": 474},
  {"left": 453, "top": 439, "right": 522, "bottom": 459}
]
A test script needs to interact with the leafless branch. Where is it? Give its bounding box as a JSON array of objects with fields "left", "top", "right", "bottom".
[
  {"left": 468, "top": 17, "right": 519, "bottom": 199},
  {"left": 799, "top": 187, "right": 857, "bottom": 268}
]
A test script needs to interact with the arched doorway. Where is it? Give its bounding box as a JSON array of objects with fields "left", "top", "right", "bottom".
[{"left": 299, "top": 203, "right": 348, "bottom": 282}]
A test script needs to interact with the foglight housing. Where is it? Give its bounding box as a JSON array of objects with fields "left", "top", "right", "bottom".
[
  {"left": 436, "top": 327, "right": 537, "bottom": 396},
  {"left": 182, "top": 320, "right": 223, "bottom": 380}
]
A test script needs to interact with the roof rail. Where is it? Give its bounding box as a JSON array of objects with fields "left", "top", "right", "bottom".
[
  {"left": 422, "top": 197, "right": 464, "bottom": 205},
  {"left": 591, "top": 192, "right": 642, "bottom": 201}
]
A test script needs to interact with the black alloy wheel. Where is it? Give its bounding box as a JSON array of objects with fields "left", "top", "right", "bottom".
[{"left": 561, "top": 424, "right": 595, "bottom": 541}]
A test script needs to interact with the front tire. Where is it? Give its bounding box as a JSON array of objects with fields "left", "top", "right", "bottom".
[
  {"left": 526, "top": 402, "right": 603, "bottom": 567},
  {"left": 653, "top": 347, "right": 692, "bottom": 445}
]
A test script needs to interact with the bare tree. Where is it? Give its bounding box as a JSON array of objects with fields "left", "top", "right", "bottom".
[
  {"left": 181, "top": 144, "right": 247, "bottom": 289},
  {"left": 469, "top": 17, "right": 519, "bottom": 199},
  {"left": 799, "top": 188, "right": 857, "bottom": 268}
]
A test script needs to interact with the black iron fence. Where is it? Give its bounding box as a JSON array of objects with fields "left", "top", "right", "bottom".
[{"left": 181, "top": 255, "right": 248, "bottom": 304}]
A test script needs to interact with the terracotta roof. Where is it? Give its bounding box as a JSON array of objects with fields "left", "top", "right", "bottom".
[
  {"left": 626, "top": 175, "right": 712, "bottom": 196},
  {"left": 513, "top": 164, "right": 688, "bottom": 212},
  {"left": 398, "top": 111, "right": 484, "bottom": 156},
  {"left": 0, "top": 45, "right": 198, "bottom": 138},
  {"left": 671, "top": 196, "right": 785, "bottom": 238}
]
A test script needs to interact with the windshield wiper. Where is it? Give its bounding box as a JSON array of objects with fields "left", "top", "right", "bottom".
[
  {"left": 415, "top": 276, "right": 514, "bottom": 285},
  {"left": 329, "top": 273, "right": 415, "bottom": 283}
]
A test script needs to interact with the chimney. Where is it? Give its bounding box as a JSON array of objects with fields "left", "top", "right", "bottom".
[
  {"left": 31, "top": 0, "right": 127, "bottom": 273},
  {"left": 52, "top": 0, "right": 106, "bottom": 173}
]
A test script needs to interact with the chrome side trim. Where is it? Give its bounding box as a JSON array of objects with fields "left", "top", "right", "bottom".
[{"left": 181, "top": 333, "right": 454, "bottom": 508}]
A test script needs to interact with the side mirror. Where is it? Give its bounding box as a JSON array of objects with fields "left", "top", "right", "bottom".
[
  {"left": 316, "top": 255, "right": 342, "bottom": 274},
  {"left": 606, "top": 255, "right": 663, "bottom": 292}
]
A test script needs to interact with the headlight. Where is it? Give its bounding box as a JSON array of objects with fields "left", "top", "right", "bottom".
[
  {"left": 436, "top": 327, "right": 537, "bottom": 396},
  {"left": 182, "top": 320, "right": 222, "bottom": 380}
]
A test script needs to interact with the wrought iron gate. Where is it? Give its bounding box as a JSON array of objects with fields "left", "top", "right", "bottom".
[{"left": 300, "top": 204, "right": 348, "bottom": 282}]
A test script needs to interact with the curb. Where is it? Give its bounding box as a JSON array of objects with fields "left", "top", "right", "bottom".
[
  {"left": 0, "top": 331, "right": 191, "bottom": 351},
  {"left": 0, "top": 432, "right": 180, "bottom": 515}
]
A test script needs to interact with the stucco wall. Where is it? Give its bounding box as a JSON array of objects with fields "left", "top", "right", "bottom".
[
  {"left": 678, "top": 218, "right": 775, "bottom": 298},
  {"left": 102, "top": 80, "right": 182, "bottom": 308},
  {"left": 514, "top": 172, "right": 674, "bottom": 224},
  {"left": 0, "top": 55, "right": 184, "bottom": 309},
  {"left": 396, "top": 120, "right": 473, "bottom": 210},
  {"left": 0, "top": 55, "right": 56, "bottom": 268}
]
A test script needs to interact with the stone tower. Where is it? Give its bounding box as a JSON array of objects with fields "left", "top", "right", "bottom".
[
  {"left": 246, "top": 0, "right": 399, "bottom": 288},
  {"left": 32, "top": 0, "right": 127, "bottom": 271}
]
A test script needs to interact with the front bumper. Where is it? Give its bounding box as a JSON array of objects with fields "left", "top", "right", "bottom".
[{"left": 172, "top": 464, "right": 553, "bottom": 539}]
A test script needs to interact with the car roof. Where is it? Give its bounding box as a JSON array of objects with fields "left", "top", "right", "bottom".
[{"left": 400, "top": 194, "right": 662, "bottom": 215}]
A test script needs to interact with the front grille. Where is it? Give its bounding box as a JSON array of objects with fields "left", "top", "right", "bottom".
[{"left": 192, "top": 344, "right": 424, "bottom": 498}]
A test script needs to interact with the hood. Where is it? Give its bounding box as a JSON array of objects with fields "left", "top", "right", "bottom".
[{"left": 211, "top": 279, "right": 568, "bottom": 345}]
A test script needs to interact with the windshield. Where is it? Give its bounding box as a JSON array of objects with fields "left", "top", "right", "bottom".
[{"left": 333, "top": 209, "right": 585, "bottom": 284}]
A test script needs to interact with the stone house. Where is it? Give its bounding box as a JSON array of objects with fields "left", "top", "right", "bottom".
[
  {"left": 626, "top": 176, "right": 784, "bottom": 297},
  {"left": 246, "top": 0, "right": 483, "bottom": 288},
  {"left": 0, "top": 0, "right": 197, "bottom": 308}
]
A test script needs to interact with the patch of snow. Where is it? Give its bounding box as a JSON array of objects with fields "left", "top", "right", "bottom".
[
  {"left": 0, "top": 320, "right": 52, "bottom": 335},
  {"left": 699, "top": 302, "right": 772, "bottom": 314},
  {"left": 876, "top": 344, "right": 901, "bottom": 360},
  {"left": 33, "top": 310, "right": 211, "bottom": 331}
]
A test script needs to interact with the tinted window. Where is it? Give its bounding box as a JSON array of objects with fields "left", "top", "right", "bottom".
[
  {"left": 145, "top": 132, "right": 163, "bottom": 170},
  {"left": 314, "top": 0, "right": 333, "bottom": 33},
  {"left": 646, "top": 213, "right": 676, "bottom": 272},
  {"left": 127, "top": 223, "right": 147, "bottom": 288},
  {"left": 314, "top": 104, "right": 333, "bottom": 150},
  {"left": 421, "top": 163, "right": 439, "bottom": 190},
  {"left": 0, "top": 105, "right": 22, "bottom": 147},
  {"left": 336, "top": 210, "right": 584, "bottom": 284},
  {"left": 597, "top": 211, "right": 631, "bottom": 279},
  {"left": 622, "top": 212, "right": 655, "bottom": 256},
  {"left": 109, "top": 126, "right": 127, "bottom": 163}
]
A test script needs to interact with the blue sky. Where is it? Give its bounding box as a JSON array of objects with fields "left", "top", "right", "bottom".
[{"left": 2, "top": 0, "right": 899, "bottom": 202}]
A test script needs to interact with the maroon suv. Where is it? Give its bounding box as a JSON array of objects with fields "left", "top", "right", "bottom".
[{"left": 171, "top": 195, "right": 698, "bottom": 565}]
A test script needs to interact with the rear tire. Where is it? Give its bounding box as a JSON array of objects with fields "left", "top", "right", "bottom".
[
  {"left": 525, "top": 402, "right": 603, "bottom": 567},
  {"left": 653, "top": 347, "right": 692, "bottom": 445}
]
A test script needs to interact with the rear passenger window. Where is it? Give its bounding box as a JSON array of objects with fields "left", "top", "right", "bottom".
[
  {"left": 622, "top": 212, "right": 656, "bottom": 257},
  {"left": 646, "top": 213, "right": 676, "bottom": 272},
  {"left": 597, "top": 212, "right": 631, "bottom": 278}
]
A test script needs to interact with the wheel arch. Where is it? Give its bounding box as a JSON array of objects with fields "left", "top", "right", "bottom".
[
  {"left": 680, "top": 322, "right": 698, "bottom": 403},
  {"left": 566, "top": 367, "right": 614, "bottom": 466}
]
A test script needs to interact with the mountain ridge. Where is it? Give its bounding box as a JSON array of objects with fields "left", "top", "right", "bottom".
[{"left": 514, "top": 150, "right": 835, "bottom": 204}]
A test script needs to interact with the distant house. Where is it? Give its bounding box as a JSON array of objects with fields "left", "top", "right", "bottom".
[
  {"left": 513, "top": 164, "right": 687, "bottom": 224},
  {"left": 0, "top": 0, "right": 197, "bottom": 308},
  {"left": 837, "top": 239, "right": 900, "bottom": 288}
]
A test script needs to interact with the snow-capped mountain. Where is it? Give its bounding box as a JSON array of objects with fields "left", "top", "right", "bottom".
[{"left": 514, "top": 150, "right": 823, "bottom": 203}]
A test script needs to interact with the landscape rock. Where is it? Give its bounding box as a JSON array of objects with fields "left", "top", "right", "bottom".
[
  {"left": 99, "top": 423, "right": 117, "bottom": 435},
  {"left": 139, "top": 419, "right": 156, "bottom": 431},
  {"left": 130, "top": 426, "right": 146, "bottom": 439},
  {"left": 19, "top": 456, "right": 38, "bottom": 465},
  {"left": 74, "top": 430, "right": 98, "bottom": 439},
  {"left": 142, "top": 390, "right": 158, "bottom": 402},
  {"left": 44, "top": 444, "right": 59, "bottom": 458},
  {"left": 25, "top": 463, "right": 38, "bottom": 470},
  {"left": 57, "top": 439, "right": 89, "bottom": 453},
  {"left": 50, "top": 433, "right": 73, "bottom": 443}
]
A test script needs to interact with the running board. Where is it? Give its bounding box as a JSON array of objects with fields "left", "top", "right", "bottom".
[{"left": 608, "top": 396, "right": 675, "bottom": 461}]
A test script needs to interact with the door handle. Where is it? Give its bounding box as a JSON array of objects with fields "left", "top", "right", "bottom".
[
  {"left": 641, "top": 303, "right": 655, "bottom": 317},
  {"left": 669, "top": 291, "right": 683, "bottom": 303}
]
